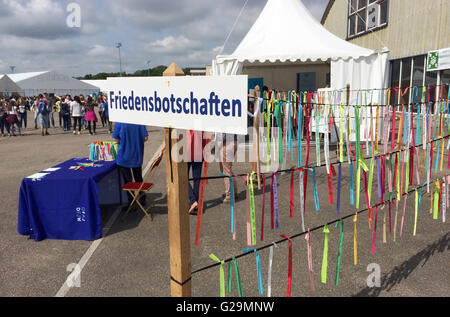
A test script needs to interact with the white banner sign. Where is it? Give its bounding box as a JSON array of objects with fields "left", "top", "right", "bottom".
[
  {"left": 105, "top": 76, "right": 248, "bottom": 135},
  {"left": 427, "top": 47, "right": 450, "bottom": 72}
]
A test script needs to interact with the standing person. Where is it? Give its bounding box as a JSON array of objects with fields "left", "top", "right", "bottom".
[
  {"left": 113, "top": 123, "right": 149, "bottom": 212},
  {"left": 217, "top": 132, "right": 238, "bottom": 203},
  {"left": 60, "top": 95, "right": 71, "bottom": 131},
  {"left": 47, "top": 93, "right": 57, "bottom": 128},
  {"left": 6, "top": 100, "right": 21, "bottom": 136},
  {"left": 56, "top": 97, "right": 62, "bottom": 128},
  {"left": 98, "top": 95, "right": 106, "bottom": 128},
  {"left": 31, "top": 97, "right": 40, "bottom": 129},
  {"left": 84, "top": 96, "right": 98, "bottom": 135},
  {"left": 37, "top": 94, "right": 49, "bottom": 136},
  {"left": 17, "top": 98, "right": 27, "bottom": 129},
  {"left": 0, "top": 100, "right": 10, "bottom": 137},
  {"left": 71, "top": 96, "right": 83, "bottom": 135},
  {"left": 79, "top": 95, "right": 86, "bottom": 130},
  {"left": 186, "top": 130, "right": 209, "bottom": 215},
  {"left": 103, "top": 95, "right": 112, "bottom": 133}
]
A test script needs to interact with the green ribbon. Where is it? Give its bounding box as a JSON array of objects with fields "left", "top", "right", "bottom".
[
  {"left": 274, "top": 100, "right": 283, "bottom": 164},
  {"left": 321, "top": 224, "right": 330, "bottom": 284},
  {"left": 433, "top": 180, "right": 440, "bottom": 220},
  {"left": 227, "top": 257, "right": 243, "bottom": 297},
  {"left": 368, "top": 158, "right": 375, "bottom": 205},
  {"left": 335, "top": 220, "right": 344, "bottom": 286},
  {"left": 209, "top": 254, "right": 225, "bottom": 297},
  {"left": 249, "top": 172, "right": 256, "bottom": 245}
]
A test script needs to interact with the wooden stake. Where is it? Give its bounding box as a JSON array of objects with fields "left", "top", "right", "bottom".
[
  {"left": 252, "top": 85, "right": 261, "bottom": 189},
  {"left": 163, "top": 64, "right": 191, "bottom": 297}
]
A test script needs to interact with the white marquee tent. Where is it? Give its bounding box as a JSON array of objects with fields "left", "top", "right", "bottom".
[
  {"left": 4, "top": 70, "right": 99, "bottom": 97},
  {"left": 81, "top": 79, "right": 108, "bottom": 93},
  {"left": 212, "top": 0, "right": 389, "bottom": 102},
  {"left": 0, "top": 74, "right": 23, "bottom": 95}
]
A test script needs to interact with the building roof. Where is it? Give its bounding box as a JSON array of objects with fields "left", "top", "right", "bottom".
[
  {"left": 163, "top": 63, "right": 185, "bottom": 76},
  {"left": 0, "top": 74, "right": 24, "bottom": 93},
  {"left": 215, "top": 0, "right": 374, "bottom": 65},
  {"left": 6, "top": 71, "right": 50, "bottom": 83},
  {"left": 320, "top": 0, "right": 335, "bottom": 25}
]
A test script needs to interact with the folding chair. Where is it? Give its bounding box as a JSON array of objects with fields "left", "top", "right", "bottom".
[{"left": 121, "top": 155, "right": 163, "bottom": 221}]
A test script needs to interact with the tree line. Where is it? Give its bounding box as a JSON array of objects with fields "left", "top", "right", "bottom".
[{"left": 77, "top": 65, "right": 191, "bottom": 80}]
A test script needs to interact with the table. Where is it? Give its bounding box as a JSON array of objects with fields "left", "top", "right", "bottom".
[{"left": 18, "top": 158, "right": 125, "bottom": 241}]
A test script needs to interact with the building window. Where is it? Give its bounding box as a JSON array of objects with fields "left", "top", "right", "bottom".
[
  {"left": 347, "top": 0, "right": 389, "bottom": 38},
  {"left": 389, "top": 54, "right": 450, "bottom": 105}
]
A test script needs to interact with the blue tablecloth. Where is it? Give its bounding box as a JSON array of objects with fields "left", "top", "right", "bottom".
[{"left": 18, "top": 158, "right": 120, "bottom": 241}]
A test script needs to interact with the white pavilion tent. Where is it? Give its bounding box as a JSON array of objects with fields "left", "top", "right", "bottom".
[
  {"left": 0, "top": 74, "right": 23, "bottom": 95},
  {"left": 213, "top": 0, "right": 390, "bottom": 144},
  {"left": 212, "top": 0, "right": 389, "bottom": 102},
  {"left": 5, "top": 70, "right": 99, "bottom": 97}
]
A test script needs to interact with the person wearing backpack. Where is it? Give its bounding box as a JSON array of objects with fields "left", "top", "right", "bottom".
[{"left": 38, "top": 94, "right": 50, "bottom": 136}]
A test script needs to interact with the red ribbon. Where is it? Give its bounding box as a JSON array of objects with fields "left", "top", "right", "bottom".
[
  {"left": 381, "top": 155, "right": 386, "bottom": 199},
  {"left": 327, "top": 164, "right": 337, "bottom": 205},
  {"left": 303, "top": 103, "right": 312, "bottom": 211},
  {"left": 363, "top": 170, "right": 372, "bottom": 228},
  {"left": 290, "top": 171, "right": 295, "bottom": 218},
  {"left": 281, "top": 234, "right": 292, "bottom": 297},
  {"left": 430, "top": 141, "right": 434, "bottom": 174},
  {"left": 290, "top": 168, "right": 304, "bottom": 218}
]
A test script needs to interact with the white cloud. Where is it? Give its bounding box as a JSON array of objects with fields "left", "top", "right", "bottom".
[{"left": 146, "top": 36, "right": 201, "bottom": 54}]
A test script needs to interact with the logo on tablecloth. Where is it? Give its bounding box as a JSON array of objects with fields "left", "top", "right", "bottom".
[{"left": 75, "top": 207, "right": 86, "bottom": 222}]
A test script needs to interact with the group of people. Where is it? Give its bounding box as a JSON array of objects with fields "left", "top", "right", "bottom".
[
  {"left": 0, "top": 92, "right": 112, "bottom": 137},
  {"left": 0, "top": 96, "right": 28, "bottom": 137}
]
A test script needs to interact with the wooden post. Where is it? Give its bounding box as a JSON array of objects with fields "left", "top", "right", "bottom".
[
  {"left": 252, "top": 85, "right": 261, "bottom": 189},
  {"left": 163, "top": 64, "right": 192, "bottom": 297}
]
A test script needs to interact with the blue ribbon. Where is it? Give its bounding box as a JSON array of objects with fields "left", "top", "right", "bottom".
[
  {"left": 311, "top": 167, "right": 320, "bottom": 211},
  {"left": 435, "top": 139, "right": 441, "bottom": 173},
  {"left": 297, "top": 104, "right": 303, "bottom": 167},
  {"left": 402, "top": 107, "right": 408, "bottom": 145},
  {"left": 89, "top": 144, "right": 96, "bottom": 161},
  {"left": 243, "top": 248, "right": 264, "bottom": 295},
  {"left": 416, "top": 103, "right": 421, "bottom": 145}
]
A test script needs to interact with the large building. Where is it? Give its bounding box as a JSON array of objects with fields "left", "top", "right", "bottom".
[
  {"left": 2, "top": 70, "right": 99, "bottom": 97},
  {"left": 321, "top": 0, "right": 449, "bottom": 102}
]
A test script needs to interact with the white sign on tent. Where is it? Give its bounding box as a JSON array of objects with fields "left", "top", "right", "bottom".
[{"left": 105, "top": 76, "right": 248, "bottom": 135}]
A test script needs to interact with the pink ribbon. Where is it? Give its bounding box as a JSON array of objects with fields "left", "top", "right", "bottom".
[{"left": 305, "top": 229, "right": 315, "bottom": 292}]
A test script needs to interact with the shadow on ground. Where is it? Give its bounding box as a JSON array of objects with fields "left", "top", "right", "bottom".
[{"left": 353, "top": 231, "right": 450, "bottom": 297}]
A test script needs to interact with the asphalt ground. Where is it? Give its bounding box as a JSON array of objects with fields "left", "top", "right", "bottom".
[{"left": 0, "top": 113, "right": 449, "bottom": 297}]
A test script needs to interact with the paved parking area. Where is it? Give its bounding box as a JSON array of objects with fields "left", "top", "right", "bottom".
[{"left": 0, "top": 120, "right": 449, "bottom": 297}]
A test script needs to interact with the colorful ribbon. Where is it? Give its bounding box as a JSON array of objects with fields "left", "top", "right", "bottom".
[
  {"left": 321, "top": 225, "right": 330, "bottom": 284},
  {"left": 335, "top": 219, "right": 344, "bottom": 286},
  {"left": 280, "top": 235, "right": 293, "bottom": 297},
  {"left": 243, "top": 248, "right": 264, "bottom": 295},
  {"left": 227, "top": 257, "right": 243, "bottom": 297},
  {"left": 305, "top": 229, "right": 315, "bottom": 292},
  {"left": 209, "top": 254, "right": 225, "bottom": 297}
]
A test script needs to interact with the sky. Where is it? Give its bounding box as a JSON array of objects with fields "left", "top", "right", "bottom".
[{"left": 0, "top": 0, "right": 329, "bottom": 77}]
